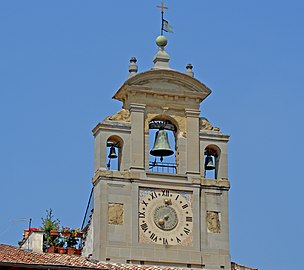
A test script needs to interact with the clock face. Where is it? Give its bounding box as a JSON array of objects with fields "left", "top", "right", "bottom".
[{"left": 138, "top": 188, "right": 193, "bottom": 246}]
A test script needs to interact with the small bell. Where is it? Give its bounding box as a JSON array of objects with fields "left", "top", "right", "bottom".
[
  {"left": 108, "top": 145, "right": 118, "bottom": 159},
  {"left": 150, "top": 129, "right": 174, "bottom": 160},
  {"left": 204, "top": 155, "right": 215, "bottom": 170}
]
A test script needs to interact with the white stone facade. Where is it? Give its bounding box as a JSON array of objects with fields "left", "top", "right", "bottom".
[{"left": 84, "top": 57, "right": 231, "bottom": 269}]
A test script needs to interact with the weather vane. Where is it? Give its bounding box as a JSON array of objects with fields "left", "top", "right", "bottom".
[{"left": 156, "top": 1, "right": 173, "bottom": 35}]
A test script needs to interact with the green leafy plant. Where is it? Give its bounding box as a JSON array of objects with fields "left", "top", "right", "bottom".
[
  {"left": 41, "top": 209, "right": 60, "bottom": 232},
  {"left": 66, "top": 235, "right": 78, "bottom": 248},
  {"left": 40, "top": 209, "right": 60, "bottom": 250},
  {"left": 71, "top": 228, "right": 81, "bottom": 237}
]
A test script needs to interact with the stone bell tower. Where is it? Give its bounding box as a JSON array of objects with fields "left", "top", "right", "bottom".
[{"left": 82, "top": 35, "right": 231, "bottom": 270}]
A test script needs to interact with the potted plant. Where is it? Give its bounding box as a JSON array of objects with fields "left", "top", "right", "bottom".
[
  {"left": 74, "top": 248, "right": 82, "bottom": 255},
  {"left": 58, "top": 240, "right": 66, "bottom": 254},
  {"left": 66, "top": 234, "right": 78, "bottom": 255},
  {"left": 40, "top": 209, "right": 60, "bottom": 252},
  {"left": 50, "top": 230, "right": 59, "bottom": 236},
  {"left": 61, "top": 226, "right": 71, "bottom": 237},
  {"left": 47, "top": 246, "right": 57, "bottom": 253},
  {"left": 71, "top": 228, "right": 83, "bottom": 238}
]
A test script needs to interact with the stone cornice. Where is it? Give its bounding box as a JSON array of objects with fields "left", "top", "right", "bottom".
[
  {"left": 127, "top": 86, "right": 207, "bottom": 100},
  {"left": 92, "top": 169, "right": 230, "bottom": 190},
  {"left": 199, "top": 131, "right": 230, "bottom": 142},
  {"left": 185, "top": 108, "right": 201, "bottom": 118},
  {"left": 201, "top": 178, "right": 230, "bottom": 190},
  {"left": 113, "top": 69, "right": 212, "bottom": 104},
  {"left": 92, "top": 121, "right": 131, "bottom": 136},
  {"left": 128, "top": 103, "right": 146, "bottom": 113}
]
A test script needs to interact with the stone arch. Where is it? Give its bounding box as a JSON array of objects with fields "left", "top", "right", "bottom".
[
  {"left": 148, "top": 115, "right": 177, "bottom": 174},
  {"left": 204, "top": 144, "right": 221, "bottom": 179},
  {"left": 106, "top": 135, "right": 124, "bottom": 171}
]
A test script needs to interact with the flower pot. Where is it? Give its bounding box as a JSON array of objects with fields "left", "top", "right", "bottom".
[
  {"left": 47, "top": 246, "right": 57, "bottom": 253},
  {"left": 74, "top": 248, "right": 81, "bottom": 255},
  {"left": 58, "top": 247, "right": 66, "bottom": 254},
  {"left": 50, "top": 230, "right": 59, "bottom": 236},
  {"left": 61, "top": 232, "right": 71, "bottom": 237},
  {"left": 67, "top": 247, "right": 75, "bottom": 255},
  {"left": 76, "top": 232, "right": 83, "bottom": 237}
]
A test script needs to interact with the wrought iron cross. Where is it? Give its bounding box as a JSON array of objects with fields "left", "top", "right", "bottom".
[{"left": 156, "top": 1, "right": 168, "bottom": 14}]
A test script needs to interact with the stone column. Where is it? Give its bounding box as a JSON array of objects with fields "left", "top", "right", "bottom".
[
  {"left": 129, "top": 103, "right": 146, "bottom": 171},
  {"left": 185, "top": 109, "right": 200, "bottom": 175},
  {"left": 94, "top": 132, "right": 107, "bottom": 171}
]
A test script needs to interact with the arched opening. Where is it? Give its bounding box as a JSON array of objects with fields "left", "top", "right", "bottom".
[
  {"left": 148, "top": 118, "right": 177, "bottom": 174},
  {"left": 106, "top": 135, "right": 123, "bottom": 171},
  {"left": 204, "top": 145, "right": 221, "bottom": 179}
]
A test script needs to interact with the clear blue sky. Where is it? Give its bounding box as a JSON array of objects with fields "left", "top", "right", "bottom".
[{"left": 0, "top": 1, "right": 303, "bottom": 269}]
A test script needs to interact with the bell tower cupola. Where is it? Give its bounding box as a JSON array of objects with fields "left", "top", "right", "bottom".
[{"left": 83, "top": 4, "right": 231, "bottom": 270}]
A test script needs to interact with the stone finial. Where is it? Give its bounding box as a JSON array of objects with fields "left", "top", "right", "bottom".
[
  {"left": 152, "top": 35, "right": 171, "bottom": 70},
  {"left": 128, "top": 56, "right": 138, "bottom": 78},
  {"left": 186, "top": 64, "right": 194, "bottom": 77}
]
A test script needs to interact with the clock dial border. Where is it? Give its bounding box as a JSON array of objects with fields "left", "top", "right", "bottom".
[{"left": 138, "top": 187, "right": 193, "bottom": 246}]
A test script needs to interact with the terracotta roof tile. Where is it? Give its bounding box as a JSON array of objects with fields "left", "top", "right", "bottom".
[
  {"left": 0, "top": 244, "right": 183, "bottom": 270},
  {"left": 0, "top": 244, "right": 257, "bottom": 270}
]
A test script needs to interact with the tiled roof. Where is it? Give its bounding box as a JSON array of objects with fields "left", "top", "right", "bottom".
[
  {"left": 0, "top": 244, "right": 182, "bottom": 270},
  {"left": 0, "top": 244, "right": 257, "bottom": 270}
]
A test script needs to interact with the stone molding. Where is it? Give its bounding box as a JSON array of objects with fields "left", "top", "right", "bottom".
[
  {"left": 201, "top": 178, "right": 230, "bottom": 189},
  {"left": 185, "top": 109, "right": 200, "bottom": 118},
  {"left": 113, "top": 69, "right": 212, "bottom": 103},
  {"left": 92, "top": 121, "right": 131, "bottom": 136},
  {"left": 199, "top": 132, "right": 230, "bottom": 142},
  {"left": 128, "top": 103, "right": 146, "bottom": 113},
  {"left": 92, "top": 169, "right": 230, "bottom": 190}
]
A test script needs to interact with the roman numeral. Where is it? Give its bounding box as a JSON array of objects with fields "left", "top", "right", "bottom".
[
  {"left": 140, "top": 223, "right": 148, "bottom": 232},
  {"left": 163, "top": 238, "right": 168, "bottom": 245},
  {"left": 184, "top": 227, "right": 191, "bottom": 235},
  {"left": 176, "top": 237, "right": 181, "bottom": 244},
  {"left": 186, "top": 216, "right": 192, "bottom": 222},
  {"left": 182, "top": 204, "right": 188, "bottom": 209},
  {"left": 138, "top": 211, "right": 145, "bottom": 218},
  {"left": 162, "top": 190, "right": 170, "bottom": 196},
  {"left": 175, "top": 194, "right": 180, "bottom": 200},
  {"left": 142, "top": 200, "right": 148, "bottom": 207},
  {"left": 150, "top": 233, "right": 158, "bottom": 242},
  {"left": 150, "top": 192, "right": 158, "bottom": 200}
]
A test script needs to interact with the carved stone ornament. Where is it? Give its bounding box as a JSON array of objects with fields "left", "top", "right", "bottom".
[
  {"left": 108, "top": 203, "right": 124, "bottom": 225},
  {"left": 199, "top": 117, "right": 220, "bottom": 131},
  {"left": 105, "top": 109, "right": 130, "bottom": 122},
  {"left": 206, "top": 211, "right": 221, "bottom": 233}
]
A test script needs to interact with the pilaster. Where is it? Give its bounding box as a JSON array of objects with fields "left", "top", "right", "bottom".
[
  {"left": 185, "top": 109, "right": 200, "bottom": 175},
  {"left": 129, "top": 103, "right": 146, "bottom": 171}
]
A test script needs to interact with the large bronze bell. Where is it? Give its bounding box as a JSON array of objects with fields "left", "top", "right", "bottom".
[
  {"left": 108, "top": 145, "right": 118, "bottom": 159},
  {"left": 204, "top": 155, "right": 215, "bottom": 170},
  {"left": 150, "top": 129, "right": 174, "bottom": 159}
]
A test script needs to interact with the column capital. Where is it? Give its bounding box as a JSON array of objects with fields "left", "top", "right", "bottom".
[
  {"left": 185, "top": 108, "right": 200, "bottom": 118},
  {"left": 129, "top": 103, "right": 146, "bottom": 113}
]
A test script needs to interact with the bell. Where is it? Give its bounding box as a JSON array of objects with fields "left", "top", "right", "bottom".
[
  {"left": 150, "top": 129, "right": 174, "bottom": 158},
  {"left": 204, "top": 155, "right": 215, "bottom": 170},
  {"left": 108, "top": 145, "right": 118, "bottom": 159}
]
